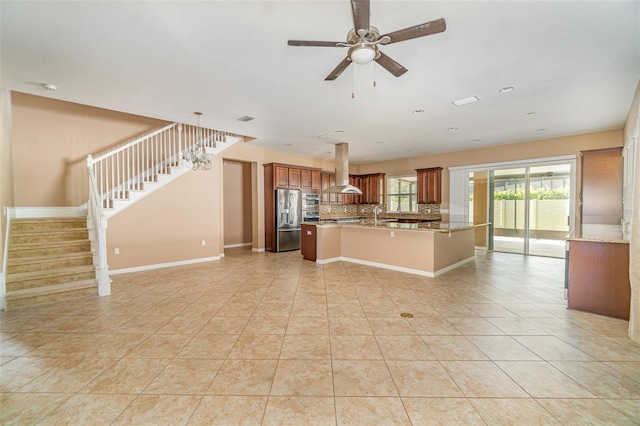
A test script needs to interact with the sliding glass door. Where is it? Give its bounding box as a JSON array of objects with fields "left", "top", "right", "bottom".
[{"left": 469, "top": 162, "right": 572, "bottom": 258}]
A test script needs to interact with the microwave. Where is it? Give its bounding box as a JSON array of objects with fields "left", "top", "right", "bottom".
[{"left": 302, "top": 193, "right": 321, "bottom": 209}]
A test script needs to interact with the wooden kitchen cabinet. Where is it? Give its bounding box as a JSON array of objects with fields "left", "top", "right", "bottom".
[
  {"left": 344, "top": 175, "right": 361, "bottom": 204},
  {"left": 264, "top": 163, "right": 320, "bottom": 252},
  {"left": 358, "top": 173, "right": 385, "bottom": 204},
  {"left": 301, "top": 169, "right": 322, "bottom": 191},
  {"left": 321, "top": 172, "right": 338, "bottom": 204},
  {"left": 301, "top": 223, "right": 317, "bottom": 261},
  {"left": 567, "top": 239, "right": 630, "bottom": 319},
  {"left": 274, "top": 165, "right": 300, "bottom": 188},
  {"left": 416, "top": 167, "right": 442, "bottom": 204}
]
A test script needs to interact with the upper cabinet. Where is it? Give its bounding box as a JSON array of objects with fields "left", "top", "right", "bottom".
[
  {"left": 274, "top": 165, "right": 300, "bottom": 188},
  {"left": 358, "top": 173, "right": 385, "bottom": 204},
  {"left": 301, "top": 169, "right": 321, "bottom": 191},
  {"left": 416, "top": 167, "right": 442, "bottom": 204}
]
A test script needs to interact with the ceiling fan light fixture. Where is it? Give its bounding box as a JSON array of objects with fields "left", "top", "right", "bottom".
[{"left": 349, "top": 43, "right": 377, "bottom": 64}]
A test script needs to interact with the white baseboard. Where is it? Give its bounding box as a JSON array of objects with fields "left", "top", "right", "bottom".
[
  {"left": 434, "top": 256, "right": 475, "bottom": 277},
  {"left": 109, "top": 256, "right": 221, "bottom": 275},
  {"left": 224, "top": 242, "right": 253, "bottom": 248},
  {"left": 252, "top": 248, "right": 265, "bottom": 252},
  {"left": 315, "top": 255, "right": 475, "bottom": 278}
]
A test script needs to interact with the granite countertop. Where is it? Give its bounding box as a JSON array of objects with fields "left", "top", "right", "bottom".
[
  {"left": 566, "top": 224, "right": 629, "bottom": 244},
  {"left": 312, "top": 219, "right": 488, "bottom": 233}
]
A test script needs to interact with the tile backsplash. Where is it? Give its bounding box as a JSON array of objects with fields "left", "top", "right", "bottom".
[{"left": 319, "top": 204, "right": 440, "bottom": 219}]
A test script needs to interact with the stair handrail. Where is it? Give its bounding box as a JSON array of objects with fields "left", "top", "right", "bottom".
[
  {"left": 87, "top": 156, "right": 111, "bottom": 296},
  {"left": 91, "top": 122, "right": 179, "bottom": 164}
]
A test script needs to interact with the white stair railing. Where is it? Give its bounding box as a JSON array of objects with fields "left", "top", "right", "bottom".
[{"left": 86, "top": 122, "right": 239, "bottom": 210}]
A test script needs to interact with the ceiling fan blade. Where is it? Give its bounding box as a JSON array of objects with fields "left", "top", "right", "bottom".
[
  {"left": 325, "top": 57, "right": 352, "bottom": 81},
  {"left": 288, "top": 40, "right": 344, "bottom": 47},
  {"left": 375, "top": 52, "right": 408, "bottom": 77},
  {"left": 381, "top": 18, "right": 446, "bottom": 44},
  {"left": 351, "top": 0, "right": 370, "bottom": 34}
]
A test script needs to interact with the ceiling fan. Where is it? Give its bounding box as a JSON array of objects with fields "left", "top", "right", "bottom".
[{"left": 287, "top": 0, "right": 446, "bottom": 81}]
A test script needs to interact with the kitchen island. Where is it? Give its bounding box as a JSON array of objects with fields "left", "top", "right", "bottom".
[{"left": 311, "top": 220, "right": 487, "bottom": 277}]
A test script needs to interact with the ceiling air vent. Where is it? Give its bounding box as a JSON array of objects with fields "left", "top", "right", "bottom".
[{"left": 238, "top": 115, "right": 255, "bottom": 122}]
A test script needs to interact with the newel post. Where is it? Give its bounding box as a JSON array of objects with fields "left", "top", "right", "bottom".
[{"left": 97, "top": 214, "right": 111, "bottom": 296}]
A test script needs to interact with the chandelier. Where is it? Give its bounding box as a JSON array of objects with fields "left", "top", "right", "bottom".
[{"left": 183, "top": 112, "right": 213, "bottom": 171}]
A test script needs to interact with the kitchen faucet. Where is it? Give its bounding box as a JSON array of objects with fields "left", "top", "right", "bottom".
[{"left": 373, "top": 205, "right": 383, "bottom": 226}]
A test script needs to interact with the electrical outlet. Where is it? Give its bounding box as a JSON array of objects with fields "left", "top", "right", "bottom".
[
  {"left": 390, "top": 231, "right": 395, "bottom": 238},
  {"left": 114, "top": 248, "right": 120, "bottom": 255},
  {"left": 201, "top": 240, "right": 206, "bottom": 246}
]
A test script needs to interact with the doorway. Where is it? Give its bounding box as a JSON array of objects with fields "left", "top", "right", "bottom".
[
  {"left": 222, "top": 160, "right": 253, "bottom": 248},
  {"left": 469, "top": 162, "right": 573, "bottom": 258}
]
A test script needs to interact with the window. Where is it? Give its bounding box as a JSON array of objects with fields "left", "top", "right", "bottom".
[{"left": 386, "top": 176, "right": 418, "bottom": 212}]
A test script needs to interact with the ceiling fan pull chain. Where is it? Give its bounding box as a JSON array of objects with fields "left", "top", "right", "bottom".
[
  {"left": 352, "top": 64, "right": 356, "bottom": 99},
  {"left": 373, "top": 60, "right": 377, "bottom": 88}
]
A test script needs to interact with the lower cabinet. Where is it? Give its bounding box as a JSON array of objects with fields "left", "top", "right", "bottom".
[
  {"left": 567, "top": 239, "right": 630, "bottom": 319},
  {"left": 301, "top": 223, "right": 317, "bottom": 261}
]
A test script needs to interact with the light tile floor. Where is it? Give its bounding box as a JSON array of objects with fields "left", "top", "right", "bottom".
[{"left": 1, "top": 248, "right": 639, "bottom": 425}]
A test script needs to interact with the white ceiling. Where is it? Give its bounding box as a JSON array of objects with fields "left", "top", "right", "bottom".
[{"left": 2, "top": 1, "right": 639, "bottom": 164}]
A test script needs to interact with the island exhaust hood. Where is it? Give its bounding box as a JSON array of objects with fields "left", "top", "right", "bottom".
[{"left": 323, "top": 142, "right": 362, "bottom": 195}]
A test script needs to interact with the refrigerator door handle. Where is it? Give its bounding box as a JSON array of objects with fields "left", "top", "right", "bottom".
[{"left": 279, "top": 228, "right": 301, "bottom": 232}]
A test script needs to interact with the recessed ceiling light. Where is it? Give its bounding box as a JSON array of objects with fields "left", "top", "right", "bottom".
[
  {"left": 499, "top": 86, "right": 515, "bottom": 93},
  {"left": 376, "top": 141, "right": 384, "bottom": 144},
  {"left": 452, "top": 96, "right": 479, "bottom": 106},
  {"left": 325, "top": 151, "right": 332, "bottom": 154},
  {"left": 238, "top": 115, "right": 255, "bottom": 122},
  {"left": 413, "top": 109, "right": 425, "bottom": 114},
  {"left": 284, "top": 143, "right": 292, "bottom": 147},
  {"left": 406, "top": 149, "right": 413, "bottom": 152},
  {"left": 42, "top": 83, "right": 57, "bottom": 91},
  {"left": 536, "top": 128, "right": 548, "bottom": 132},
  {"left": 472, "top": 139, "right": 481, "bottom": 142},
  {"left": 526, "top": 111, "right": 536, "bottom": 116},
  {"left": 335, "top": 130, "right": 344, "bottom": 134},
  {"left": 447, "top": 127, "right": 458, "bottom": 131},
  {"left": 318, "top": 134, "right": 335, "bottom": 139}
]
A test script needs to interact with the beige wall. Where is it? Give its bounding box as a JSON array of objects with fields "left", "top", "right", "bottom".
[
  {"left": 356, "top": 130, "right": 623, "bottom": 220},
  {"left": 0, "top": 90, "right": 15, "bottom": 274},
  {"left": 107, "top": 167, "right": 222, "bottom": 270},
  {"left": 223, "top": 160, "right": 252, "bottom": 246},
  {"left": 11, "top": 92, "right": 169, "bottom": 206}
]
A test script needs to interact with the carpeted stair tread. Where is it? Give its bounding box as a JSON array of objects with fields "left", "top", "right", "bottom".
[
  {"left": 11, "top": 218, "right": 87, "bottom": 231},
  {"left": 7, "top": 252, "right": 94, "bottom": 274},
  {"left": 8, "top": 240, "right": 92, "bottom": 259},
  {"left": 6, "top": 279, "right": 98, "bottom": 301}
]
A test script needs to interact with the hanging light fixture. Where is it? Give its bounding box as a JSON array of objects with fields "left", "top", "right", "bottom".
[{"left": 183, "top": 112, "right": 213, "bottom": 171}]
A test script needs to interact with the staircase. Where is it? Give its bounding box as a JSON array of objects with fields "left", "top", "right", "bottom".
[
  {"left": 5, "top": 218, "right": 97, "bottom": 310},
  {"left": 1, "top": 121, "right": 246, "bottom": 310}
]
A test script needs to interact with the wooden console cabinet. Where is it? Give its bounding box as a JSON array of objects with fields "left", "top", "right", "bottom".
[{"left": 567, "top": 239, "right": 630, "bottom": 320}]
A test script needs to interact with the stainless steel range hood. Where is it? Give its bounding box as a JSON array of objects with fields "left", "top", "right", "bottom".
[{"left": 323, "top": 142, "right": 362, "bottom": 194}]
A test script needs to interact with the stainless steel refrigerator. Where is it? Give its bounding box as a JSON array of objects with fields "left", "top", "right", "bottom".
[{"left": 276, "top": 188, "right": 302, "bottom": 252}]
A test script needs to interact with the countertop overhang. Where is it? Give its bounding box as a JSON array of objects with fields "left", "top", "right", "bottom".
[{"left": 310, "top": 220, "right": 488, "bottom": 233}]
